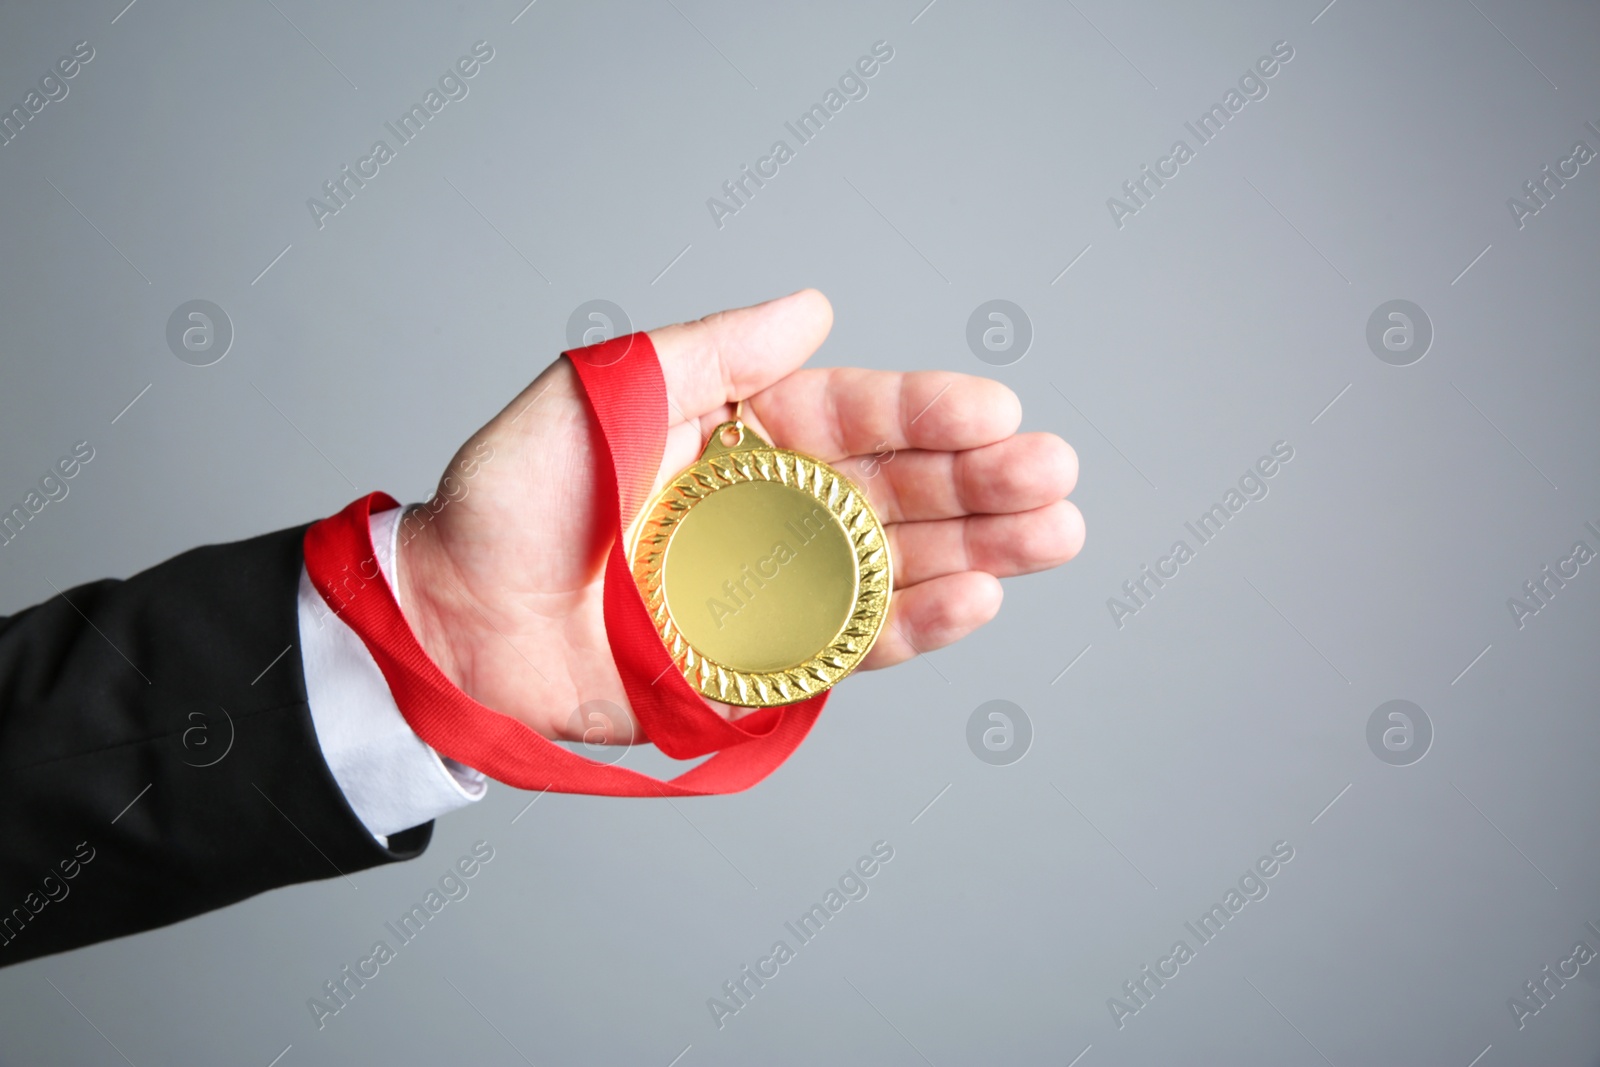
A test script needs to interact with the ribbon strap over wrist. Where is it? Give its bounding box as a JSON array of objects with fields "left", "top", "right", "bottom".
[{"left": 303, "top": 332, "right": 828, "bottom": 796}]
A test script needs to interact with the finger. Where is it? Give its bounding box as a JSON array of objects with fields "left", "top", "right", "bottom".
[
  {"left": 738, "top": 368, "right": 1021, "bottom": 461},
  {"left": 860, "top": 571, "right": 1003, "bottom": 671},
  {"left": 837, "top": 433, "right": 1078, "bottom": 523},
  {"left": 648, "top": 289, "right": 834, "bottom": 424},
  {"left": 886, "top": 500, "right": 1085, "bottom": 587}
]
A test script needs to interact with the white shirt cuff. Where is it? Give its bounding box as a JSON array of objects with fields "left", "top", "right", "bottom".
[{"left": 297, "top": 504, "right": 486, "bottom": 842}]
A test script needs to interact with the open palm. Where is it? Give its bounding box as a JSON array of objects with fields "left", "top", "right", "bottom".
[{"left": 396, "top": 290, "right": 1083, "bottom": 744}]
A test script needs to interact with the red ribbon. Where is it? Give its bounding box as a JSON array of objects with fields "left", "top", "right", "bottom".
[{"left": 303, "top": 332, "right": 828, "bottom": 796}]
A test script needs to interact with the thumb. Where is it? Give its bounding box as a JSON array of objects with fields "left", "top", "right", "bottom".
[{"left": 648, "top": 289, "right": 835, "bottom": 424}]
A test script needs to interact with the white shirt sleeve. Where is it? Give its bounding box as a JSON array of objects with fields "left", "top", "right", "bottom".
[{"left": 297, "top": 504, "right": 486, "bottom": 842}]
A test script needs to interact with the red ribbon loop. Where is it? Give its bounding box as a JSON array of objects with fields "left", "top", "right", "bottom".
[{"left": 303, "top": 332, "right": 827, "bottom": 796}]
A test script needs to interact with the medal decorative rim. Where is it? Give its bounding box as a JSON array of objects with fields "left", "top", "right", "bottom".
[{"left": 627, "top": 422, "right": 891, "bottom": 708}]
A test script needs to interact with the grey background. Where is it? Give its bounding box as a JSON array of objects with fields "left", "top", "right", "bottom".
[{"left": 1, "top": 0, "right": 1597, "bottom": 1063}]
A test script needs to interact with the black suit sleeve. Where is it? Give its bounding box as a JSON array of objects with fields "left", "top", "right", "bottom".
[{"left": 0, "top": 522, "right": 431, "bottom": 967}]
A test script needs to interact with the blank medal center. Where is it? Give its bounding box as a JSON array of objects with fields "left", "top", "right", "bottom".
[{"left": 663, "top": 479, "right": 856, "bottom": 673}]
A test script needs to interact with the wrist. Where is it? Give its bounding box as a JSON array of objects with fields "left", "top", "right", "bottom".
[{"left": 394, "top": 506, "right": 471, "bottom": 693}]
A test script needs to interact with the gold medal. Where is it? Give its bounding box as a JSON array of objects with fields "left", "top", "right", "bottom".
[{"left": 628, "top": 420, "right": 892, "bottom": 707}]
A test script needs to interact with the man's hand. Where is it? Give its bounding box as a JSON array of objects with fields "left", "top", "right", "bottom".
[{"left": 396, "top": 290, "right": 1083, "bottom": 743}]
